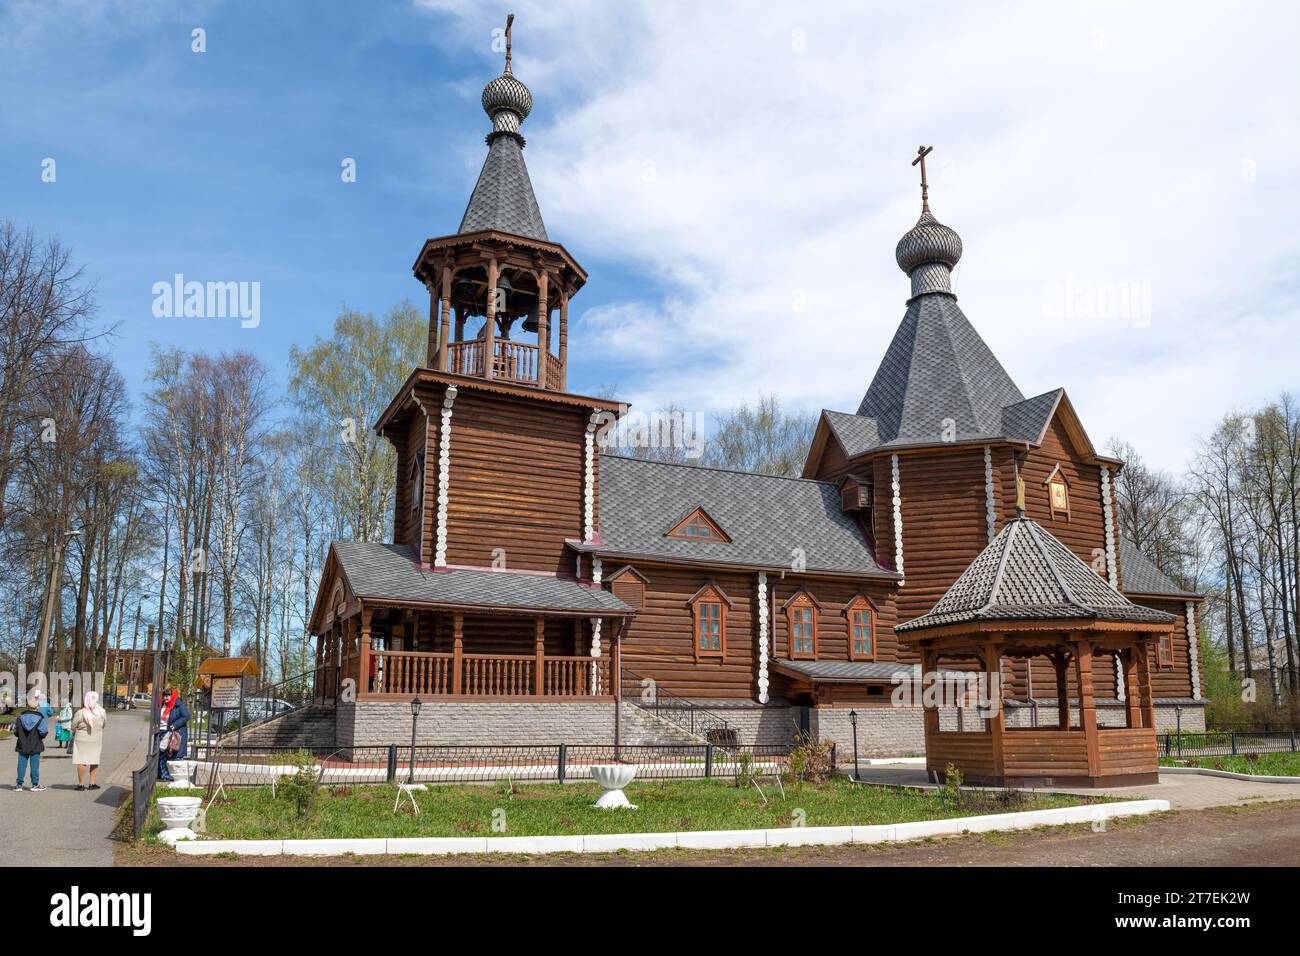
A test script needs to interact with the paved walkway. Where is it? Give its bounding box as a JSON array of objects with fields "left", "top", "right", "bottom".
[
  {"left": 850, "top": 763, "right": 1300, "bottom": 809},
  {"left": 0, "top": 710, "right": 151, "bottom": 865}
]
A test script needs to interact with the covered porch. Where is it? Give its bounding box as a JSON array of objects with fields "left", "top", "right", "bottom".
[{"left": 311, "top": 542, "right": 634, "bottom": 702}]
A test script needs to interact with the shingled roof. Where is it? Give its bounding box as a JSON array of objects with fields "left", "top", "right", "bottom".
[
  {"left": 896, "top": 516, "right": 1175, "bottom": 633},
  {"left": 332, "top": 542, "right": 630, "bottom": 615},
  {"left": 458, "top": 135, "right": 548, "bottom": 241},
  {"left": 592, "top": 455, "right": 894, "bottom": 578},
  {"left": 1119, "top": 537, "right": 1200, "bottom": 599}
]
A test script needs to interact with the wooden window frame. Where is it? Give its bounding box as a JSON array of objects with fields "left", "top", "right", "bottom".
[
  {"left": 688, "top": 583, "right": 731, "bottom": 661},
  {"left": 784, "top": 591, "right": 821, "bottom": 660},
  {"left": 1043, "top": 463, "right": 1071, "bottom": 522},
  {"left": 409, "top": 452, "right": 426, "bottom": 548},
  {"left": 1156, "top": 633, "right": 1174, "bottom": 669},
  {"left": 666, "top": 507, "right": 731, "bottom": 543},
  {"left": 844, "top": 594, "right": 878, "bottom": 662}
]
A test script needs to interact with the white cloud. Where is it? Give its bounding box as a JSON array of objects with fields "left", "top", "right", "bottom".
[{"left": 425, "top": 0, "right": 1300, "bottom": 471}]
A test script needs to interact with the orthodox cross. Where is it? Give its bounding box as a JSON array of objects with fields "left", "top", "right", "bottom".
[
  {"left": 912, "top": 145, "right": 933, "bottom": 213},
  {"left": 504, "top": 13, "right": 515, "bottom": 73}
]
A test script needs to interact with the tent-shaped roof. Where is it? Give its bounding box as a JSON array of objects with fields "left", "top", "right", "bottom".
[
  {"left": 458, "top": 134, "right": 548, "bottom": 241},
  {"left": 897, "top": 515, "right": 1175, "bottom": 634}
]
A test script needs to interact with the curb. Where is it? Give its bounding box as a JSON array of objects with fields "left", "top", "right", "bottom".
[
  {"left": 174, "top": 798, "right": 1169, "bottom": 857},
  {"left": 1160, "top": 765, "right": 1300, "bottom": 784}
]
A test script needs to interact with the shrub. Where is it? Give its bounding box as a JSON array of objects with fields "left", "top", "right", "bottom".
[
  {"left": 732, "top": 750, "right": 756, "bottom": 789},
  {"left": 937, "top": 762, "right": 964, "bottom": 803},
  {"left": 278, "top": 750, "right": 319, "bottom": 818},
  {"left": 788, "top": 732, "right": 836, "bottom": 784}
]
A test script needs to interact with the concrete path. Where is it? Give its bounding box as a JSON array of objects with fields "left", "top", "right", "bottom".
[
  {"left": 0, "top": 710, "right": 151, "bottom": 865},
  {"left": 849, "top": 763, "right": 1300, "bottom": 810}
]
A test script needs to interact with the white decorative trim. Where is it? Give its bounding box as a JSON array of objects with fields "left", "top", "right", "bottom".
[
  {"left": 1099, "top": 466, "right": 1118, "bottom": 588},
  {"left": 590, "top": 558, "right": 603, "bottom": 694},
  {"left": 983, "top": 445, "right": 997, "bottom": 543},
  {"left": 1187, "top": 601, "right": 1201, "bottom": 700},
  {"left": 890, "top": 454, "right": 904, "bottom": 585},
  {"left": 583, "top": 413, "right": 599, "bottom": 541},
  {"left": 756, "top": 572, "right": 770, "bottom": 704},
  {"left": 1115, "top": 653, "right": 1126, "bottom": 702},
  {"left": 433, "top": 385, "right": 457, "bottom": 567}
]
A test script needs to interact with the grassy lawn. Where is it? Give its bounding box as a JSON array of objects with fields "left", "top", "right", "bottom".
[
  {"left": 1160, "top": 751, "right": 1300, "bottom": 776},
  {"left": 142, "top": 777, "right": 1107, "bottom": 842}
]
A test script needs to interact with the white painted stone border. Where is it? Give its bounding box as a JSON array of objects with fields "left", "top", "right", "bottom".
[
  {"left": 175, "top": 799, "right": 1168, "bottom": 857},
  {"left": 1161, "top": 765, "right": 1300, "bottom": 784}
]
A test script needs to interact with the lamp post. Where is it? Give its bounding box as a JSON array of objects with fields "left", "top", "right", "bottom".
[
  {"left": 849, "top": 710, "right": 860, "bottom": 782},
  {"left": 33, "top": 528, "right": 79, "bottom": 675},
  {"left": 407, "top": 697, "right": 422, "bottom": 784}
]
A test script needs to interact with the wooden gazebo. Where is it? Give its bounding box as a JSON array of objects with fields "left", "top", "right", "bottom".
[{"left": 896, "top": 512, "right": 1175, "bottom": 788}]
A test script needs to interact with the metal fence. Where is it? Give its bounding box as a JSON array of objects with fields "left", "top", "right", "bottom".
[
  {"left": 180, "top": 742, "right": 794, "bottom": 788},
  {"left": 1158, "top": 730, "right": 1300, "bottom": 759},
  {"left": 130, "top": 751, "right": 159, "bottom": 840}
]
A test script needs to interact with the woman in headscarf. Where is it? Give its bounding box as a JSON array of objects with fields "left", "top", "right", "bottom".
[
  {"left": 55, "top": 698, "right": 73, "bottom": 749},
  {"left": 157, "top": 687, "right": 190, "bottom": 781},
  {"left": 71, "top": 690, "right": 108, "bottom": 791}
]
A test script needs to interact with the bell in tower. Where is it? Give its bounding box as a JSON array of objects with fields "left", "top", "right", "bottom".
[{"left": 412, "top": 14, "right": 586, "bottom": 392}]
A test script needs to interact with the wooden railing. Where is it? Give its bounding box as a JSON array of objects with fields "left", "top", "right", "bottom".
[
  {"left": 363, "top": 648, "right": 610, "bottom": 699},
  {"left": 445, "top": 340, "right": 556, "bottom": 386}
]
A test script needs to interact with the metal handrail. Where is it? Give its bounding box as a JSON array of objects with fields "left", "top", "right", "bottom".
[{"left": 620, "top": 665, "right": 732, "bottom": 742}]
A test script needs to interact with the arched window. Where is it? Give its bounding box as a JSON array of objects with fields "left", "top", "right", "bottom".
[
  {"left": 784, "top": 592, "right": 820, "bottom": 659},
  {"left": 845, "top": 595, "right": 878, "bottom": 661}
]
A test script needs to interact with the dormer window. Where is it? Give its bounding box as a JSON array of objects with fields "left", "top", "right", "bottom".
[
  {"left": 1043, "top": 464, "right": 1071, "bottom": 521},
  {"left": 667, "top": 507, "right": 730, "bottom": 543}
]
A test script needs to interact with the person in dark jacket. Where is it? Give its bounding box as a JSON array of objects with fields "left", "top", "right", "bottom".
[
  {"left": 157, "top": 687, "right": 190, "bottom": 781},
  {"left": 13, "top": 693, "right": 49, "bottom": 792}
]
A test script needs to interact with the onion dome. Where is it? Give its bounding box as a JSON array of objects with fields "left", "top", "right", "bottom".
[
  {"left": 482, "top": 70, "right": 532, "bottom": 141},
  {"left": 896, "top": 211, "right": 962, "bottom": 297}
]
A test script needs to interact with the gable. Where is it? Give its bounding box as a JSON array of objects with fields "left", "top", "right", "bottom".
[{"left": 666, "top": 507, "right": 730, "bottom": 543}]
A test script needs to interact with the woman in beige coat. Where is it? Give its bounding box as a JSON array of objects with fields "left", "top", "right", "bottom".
[{"left": 72, "top": 691, "right": 108, "bottom": 791}]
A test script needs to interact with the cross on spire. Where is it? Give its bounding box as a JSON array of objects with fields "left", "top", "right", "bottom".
[
  {"left": 912, "top": 144, "right": 934, "bottom": 213},
  {"left": 504, "top": 13, "right": 515, "bottom": 73}
]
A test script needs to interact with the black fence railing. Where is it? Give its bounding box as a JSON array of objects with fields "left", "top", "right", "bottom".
[
  {"left": 182, "top": 742, "right": 793, "bottom": 788},
  {"left": 620, "top": 668, "right": 732, "bottom": 743},
  {"left": 130, "top": 751, "right": 159, "bottom": 840},
  {"left": 1158, "top": 730, "right": 1300, "bottom": 759}
]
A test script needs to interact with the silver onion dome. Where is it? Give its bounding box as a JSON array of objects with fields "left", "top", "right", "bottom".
[
  {"left": 896, "top": 210, "right": 962, "bottom": 297},
  {"left": 482, "top": 70, "right": 532, "bottom": 139},
  {"left": 895, "top": 211, "right": 962, "bottom": 274}
]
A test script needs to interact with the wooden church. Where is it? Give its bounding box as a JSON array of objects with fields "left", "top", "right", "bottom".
[{"left": 309, "top": 20, "right": 1204, "bottom": 773}]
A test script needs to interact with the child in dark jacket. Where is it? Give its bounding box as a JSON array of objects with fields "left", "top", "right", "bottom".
[{"left": 13, "top": 696, "right": 49, "bottom": 791}]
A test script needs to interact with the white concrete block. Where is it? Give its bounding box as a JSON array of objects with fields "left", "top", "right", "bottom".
[
  {"left": 175, "top": 840, "right": 283, "bottom": 856},
  {"left": 281, "top": 839, "right": 387, "bottom": 856},
  {"left": 486, "top": 835, "right": 585, "bottom": 854},
  {"left": 764, "top": 825, "right": 854, "bottom": 847},
  {"left": 582, "top": 832, "right": 679, "bottom": 853},
  {"left": 386, "top": 837, "right": 491, "bottom": 855},
  {"left": 850, "top": 824, "right": 895, "bottom": 844},
  {"left": 892, "top": 818, "right": 962, "bottom": 841},
  {"left": 676, "top": 829, "right": 768, "bottom": 849}
]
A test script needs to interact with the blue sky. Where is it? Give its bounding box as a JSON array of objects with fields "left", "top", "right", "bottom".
[{"left": 3, "top": 0, "right": 1298, "bottom": 471}]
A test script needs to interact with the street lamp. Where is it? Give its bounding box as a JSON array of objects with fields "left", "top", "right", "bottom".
[
  {"left": 407, "top": 697, "right": 422, "bottom": 784},
  {"left": 849, "top": 710, "right": 860, "bottom": 782}
]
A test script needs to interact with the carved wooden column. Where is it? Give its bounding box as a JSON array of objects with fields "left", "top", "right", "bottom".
[
  {"left": 359, "top": 608, "right": 373, "bottom": 697},
  {"left": 983, "top": 641, "right": 1005, "bottom": 776},
  {"left": 453, "top": 305, "right": 465, "bottom": 349},
  {"left": 438, "top": 265, "right": 452, "bottom": 371},
  {"left": 484, "top": 258, "right": 498, "bottom": 379},
  {"left": 920, "top": 646, "right": 940, "bottom": 739},
  {"left": 1123, "top": 646, "right": 1142, "bottom": 728},
  {"left": 558, "top": 290, "right": 568, "bottom": 390},
  {"left": 426, "top": 280, "right": 438, "bottom": 368},
  {"left": 1074, "top": 635, "right": 1100, "bottom": 778},
  {"left": 536, "top": 270, "right": 549, "bottom": 388},
  {"left": 1136, "top": 640, "right": 1156, "bottom": 729},
  {"left": 452, "top": 611, "right": 464, "bottom": 695},
  {"left": 534, "top": 617, "right": 546, "bottom": 697}
]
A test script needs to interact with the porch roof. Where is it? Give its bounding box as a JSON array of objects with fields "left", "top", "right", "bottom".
[
  {"left": 332, "top": 542, "right": 633, "bottom": 617},
  {"left": 772, "top": 660, "right": 968, "bottom": 683}
]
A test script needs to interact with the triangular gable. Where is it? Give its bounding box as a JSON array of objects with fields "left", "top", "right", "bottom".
[{"left": 665, "top": 506, "right": 731, "bottom": 543}]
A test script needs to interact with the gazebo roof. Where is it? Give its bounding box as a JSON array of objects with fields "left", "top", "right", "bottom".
[{"left": 896, "top": 515, "right": 1175, "bottom": 635}]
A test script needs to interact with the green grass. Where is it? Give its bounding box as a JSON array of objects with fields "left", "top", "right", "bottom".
[
  {"left": 146, "top": 777, "right": 1107, "bottom": 842},
  {"left": 1160, "top": 752, "right": 1300, "bottom": 776}
]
